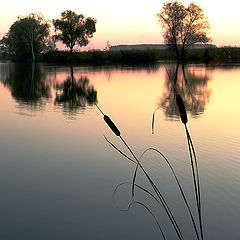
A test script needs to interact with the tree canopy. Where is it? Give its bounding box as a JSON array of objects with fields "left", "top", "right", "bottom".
[
  {"left": 157, "top": 1, "right": 211, "bottom": 59},
  {"left": 52, "top": 10, "right": 96, "bottom": 53},
  {"left": 0, "top": 14, "right": 50, "bottom": 62}
]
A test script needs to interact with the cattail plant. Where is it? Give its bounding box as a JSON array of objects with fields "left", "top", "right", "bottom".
[
  {"left": 175, "top": 93, "right": 203, "bottom": 240},
  {"left": 89, "top": 67, "right": 203, "bottom": 239},
  {"left": 91, "top": 99, "right": 185, "bottom": 239},
  {"left": 149, "top": 92, "right": 203, "bottom": 240},
  {"left": 176, "top": 94, "right": 188, "bottom": 124}
]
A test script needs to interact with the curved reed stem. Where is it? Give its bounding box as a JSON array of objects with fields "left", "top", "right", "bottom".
[
  {"left": 140, "top": 147, "right": 200, "bottom": 240},
  {"left": 185, "top": 125, "right": 203, "bottom": 240},
  {"left": 113, "top": 182, "right": 166, "bottom": 240},
  {"left": 119, "top": 135, "right": 184, "bottom": 240}
]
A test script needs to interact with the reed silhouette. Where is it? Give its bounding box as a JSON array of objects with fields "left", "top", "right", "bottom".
[
  {"left": 92, "top": 63, "right": 204, "bottom": 239},
  {"left": 90, "top": 91, "right": 191, "bottom": 239},
  {"left": 151, "top": 63, "right": 204, "bottom": 239}
]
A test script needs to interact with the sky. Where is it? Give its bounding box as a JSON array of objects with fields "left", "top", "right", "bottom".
[{"left": 0, "top": 0, "right": 240, "bottom": 50}]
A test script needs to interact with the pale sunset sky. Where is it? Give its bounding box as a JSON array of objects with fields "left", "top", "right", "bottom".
[{"left": 0, "top": 0, "right": 240, "bottom": 50}]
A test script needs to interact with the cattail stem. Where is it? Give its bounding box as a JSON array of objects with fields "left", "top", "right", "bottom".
[
  {"left": 134, "top": 201, "right": 166, "bottom": 240},
  {"left": 175, "top": 92, "right": 203, "bottom": 239},
  {"left": 152, "top": 107, "right": 160, "bottom": 134},
  {"left": 95, "top": 103, "right": 105, "bottom": 116},
  {"left": 91, "top": 92, "right": 184, "bottom": 239},
  {"left": 163, "top": 65, "right": 203, "bottom": 239},
  {"left": 113, "top": 182, "right": 166, "bottom": 239},
  {"left": 119, "top": 135, "right": 184, "bottom": 240},
  {"left": 185, "top": 125, "right": 204, "bottom": 240},
  {"left": 140, "top": 148, "right": 200, "bottom": 240}
]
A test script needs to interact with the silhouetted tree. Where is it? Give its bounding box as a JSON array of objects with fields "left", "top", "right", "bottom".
[
  {"left": 0, "top": 35, "right": 13, "bottom": 58},
  {"left": 157, "top": 1, "right": 211, "bottom": 60},
  {"left": 0, "top": 14, "right": 50, "bottom": 62},
  {"left": 45, "top": 35, "right": 57, "bottom": 51},
  {"left": 53, "top": 10, "right": 96, "bottom": 54}
]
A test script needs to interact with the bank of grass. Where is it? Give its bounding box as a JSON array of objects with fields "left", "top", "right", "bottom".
[
  {"left": 186, "top": 46, "right": 240, "bottom": 62},
  {"left": 3, "top": 46, "right": 240, "bottom": 64},
  {"left": 40, "top": 49, "right": 172, "bottom": 65},
  {"left": 40, "top": 47, "right": 240, "bottom": 65}
]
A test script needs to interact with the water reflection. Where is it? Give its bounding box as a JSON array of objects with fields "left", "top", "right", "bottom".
[
  {"left": 1, "top": 62, "right": 240, "bottom": 239},
  {"left": 159, "top": 63, "right": 212, "bottom": 119},
  {"left": 54, "top": 66, "right": 97, "bottom": 116},
  {"left": 0, "top": 63, "right": 98, "bottom": 115},
  {"left": 0, "top": 63, "right": 51, "bottom": 111}
]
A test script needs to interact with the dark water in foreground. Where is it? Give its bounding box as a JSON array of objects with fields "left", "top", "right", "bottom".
[{"left": 0, "top": 62, "right": 240, "bottom": 239}]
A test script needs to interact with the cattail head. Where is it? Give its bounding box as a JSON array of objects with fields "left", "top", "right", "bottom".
[
  {"left": 104, "top": 115, "right": 121, "bottom": 136},
  {"left": 176, "top": 94, "right": 188, "bottom": 124}
]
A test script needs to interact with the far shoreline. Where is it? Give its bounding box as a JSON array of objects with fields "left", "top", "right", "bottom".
[{"left": 1, "top": 44, "right": 240, "bottom": 65}]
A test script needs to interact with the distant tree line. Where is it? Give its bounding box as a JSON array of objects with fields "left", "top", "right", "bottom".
[
  {"left": 1, "top": 1, "right": 240, "bottom": 64},
  {"left": 40, "top": 47, "right": 240, "bottom": 65},
  {"left": 0, "top": 10, "right": 96, "bottom": 62}
]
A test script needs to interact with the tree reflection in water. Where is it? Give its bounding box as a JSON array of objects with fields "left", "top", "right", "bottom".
[
  {"left": 54, "top": 66, "right": 97, "bottom": 116},
  {"left": 0, "top": 63, "right": 51, "bottom": 111},
  {"left": 159, "top": 63, "right": 212, "bottom": 119}
]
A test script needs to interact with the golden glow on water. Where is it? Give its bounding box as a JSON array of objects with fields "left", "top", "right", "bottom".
[
  {"left": 1, "top": 63, "right": 240, "bottom": 141},
  {"left": 90, "top": 68, "right": 165, "bottom": 112},
  {"left": 1, "top": 63, "right": 240, "bottom": 239},
  {"left": 199, "top": 69, "right": 240, "bottom": 135}
]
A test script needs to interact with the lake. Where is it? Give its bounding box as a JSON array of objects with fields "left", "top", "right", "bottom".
[{"left": 0, "top": 61, "right": 239, "bottom": 239}]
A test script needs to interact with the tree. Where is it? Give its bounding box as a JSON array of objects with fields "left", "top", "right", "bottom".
[
  {"left": 53, "top": 10, "right": 97, "bottom": 54},
  {"left": 0, "top": 14, "right": 50, "bottom": 62},
  {"left": 157, "top": 1, "right": 211, "bottom": 60},
  {"left": 0, "top": 35, "right": 13, "bottom": 57}
]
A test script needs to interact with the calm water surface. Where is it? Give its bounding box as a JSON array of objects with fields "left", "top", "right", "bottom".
[{"left": 0, "top": 62, "right": 239, "bottom": 239}]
